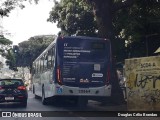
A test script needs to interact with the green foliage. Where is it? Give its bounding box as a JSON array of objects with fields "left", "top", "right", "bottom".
[
  {"left": 1, "top": 0, "right": 159, "bottom": 63},
  {"left": 0, "top": 35, "right": 12, "bottom": 45},
  {"left": 47, "top": 0, "right": 159, "bottom": 60},
  {"left": 0, "top": 35, "right": 12, "bottom": 56},
  {"left": 114, "top": 0, "right": 160, "bottom": 43},
  {"left": 4, "top": 35, "right": 55, "bottom": 71},
  {"left": 0, "top": 0, "right": 26, "bottom": 17},
  {"left": 48, "top": 0, "right": 97, "bottom": 36},
  {"left": 5, "top": 49, "right": 17, "bottom": 71},
  {"left": 0, "top": 0, "right": 42, "bottom": 17},
  {"left": 113, "top": 0, "right": 160, "bottom": 57},
  {"left": 16, "top": 35, "right": 55, "bottom": 67},
  {"left": 0, "top": 35, "right": 14, "bottom": 70}
]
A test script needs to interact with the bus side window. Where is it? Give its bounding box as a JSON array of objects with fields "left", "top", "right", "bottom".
[
  {"left": 47, "top": 45, "right": 55, "bottom": 69},
  {"left": 36, "top": 61, "right": 39, "bottom": 74},
  {"left": 44, "top": 53, "right": 48, "bottom": 71},
  {"left": 52, "top": 45, "right": 55, "bottom": 65},
  {"left": 47, "top": 49, "right": 52, "bottom": 69},
  {"left": 53, "top": 44, "right": 55, "bottom": 56},
  {"left": 33, "top": 68, "right": 35, "bottom": 74},
  {"left": 38, "top": 60, "right": 41, "bottom": 74},
  {"left": 40, "top": 57, "right": 44, "bottom": 73},
  {"left": 32, "top": 64, "right": 36, "bottom": 74}
]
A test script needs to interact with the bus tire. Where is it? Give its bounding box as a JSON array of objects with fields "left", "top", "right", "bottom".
[
  {"left": 32, "top": 85, "right": 35, "bottom": 94},
  {"left": 33, "top": 86, "right": 39, "bottom": 99}
]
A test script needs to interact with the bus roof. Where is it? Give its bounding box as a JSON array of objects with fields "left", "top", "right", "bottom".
[{"left": 60, "top": 36, "right": 109, "bottom": 41}]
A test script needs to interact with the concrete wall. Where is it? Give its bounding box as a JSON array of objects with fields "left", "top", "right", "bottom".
[{"left": 125, "top": 56, "right": 160, "bottom": 111}]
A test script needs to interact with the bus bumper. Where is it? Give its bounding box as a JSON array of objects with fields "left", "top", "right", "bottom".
[{"left": 52, "top": 84, "right": 112, "bottom": 97}]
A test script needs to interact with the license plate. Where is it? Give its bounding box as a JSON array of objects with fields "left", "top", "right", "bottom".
[{"left": 5, "top": 97, "right": 14, "bottom": 100}]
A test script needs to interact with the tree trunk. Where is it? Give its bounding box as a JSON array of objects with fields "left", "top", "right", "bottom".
[
  {"left": 93, "top": 0, "right": 117, "bottom": 54},
  {"left": 92, "top": 0, "right": 125, "bottom": 104}
]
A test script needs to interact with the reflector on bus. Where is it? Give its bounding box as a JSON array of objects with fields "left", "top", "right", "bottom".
[{"left": 57, "top": 66, "right": 63, "bottom": 85}]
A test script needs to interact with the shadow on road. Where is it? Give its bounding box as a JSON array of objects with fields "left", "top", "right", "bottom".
[
  {"left": 28, "top": 91, "right": 127, "bottom": 111},
  {"left": 0, "top": 102, "right": 26, "bottom": 109}
]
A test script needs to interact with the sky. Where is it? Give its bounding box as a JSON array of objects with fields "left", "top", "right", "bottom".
[{"left": 2, "top": 0, "right": 60, "bottom": 45}]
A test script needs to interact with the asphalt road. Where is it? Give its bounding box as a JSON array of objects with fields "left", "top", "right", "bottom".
[{"left": 0, "top": 91, "right": 159, "bottom": 120}]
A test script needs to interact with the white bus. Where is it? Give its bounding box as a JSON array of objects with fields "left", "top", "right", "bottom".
[{"left": 32, "top": 36, "right": 112, "bottom": 106}]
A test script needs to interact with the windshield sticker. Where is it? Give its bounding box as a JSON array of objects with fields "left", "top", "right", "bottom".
[
  {"left": 94, "top": 64, "right": 101, "bottom": 71},
  {"left": 92, "top": 73, "right": 103, "bottom": 77}
]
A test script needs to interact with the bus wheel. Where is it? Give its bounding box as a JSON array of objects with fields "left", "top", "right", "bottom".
[
  {"left": 42, "top": 89, "right": 48, "bottom": 105},
  {"left": 32, "top": 85, "right": 35, "bottom": 94},
  {"left": 33, "top": 86, "right": 39, "bottom": 99}
]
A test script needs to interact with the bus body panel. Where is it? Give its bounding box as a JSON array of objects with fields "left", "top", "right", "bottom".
[
  {"left": 56, "top": 37, "right": 111, "bottom": 88},
  {"left": 32, "top": 36, "right": 112, "bottom": 101},
  {"left": 48, "top": 84, "right": 111, "bottom": 97}
]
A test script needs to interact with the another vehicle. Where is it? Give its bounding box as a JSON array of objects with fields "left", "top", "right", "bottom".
[
  {"left": 32, "top": 36, "right": 112, "bottom": 106},
  {"left": 0, "top": 78, "right": 28, "bottom": 107}
]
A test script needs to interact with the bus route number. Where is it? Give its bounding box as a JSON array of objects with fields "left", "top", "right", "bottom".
[{"left": 79, "top": 89, "right": 90, "bottom": 93}]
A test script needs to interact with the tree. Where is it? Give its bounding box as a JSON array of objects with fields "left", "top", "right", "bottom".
[
  {"left": 0, "top": 0, "right": 41, "bottom": 17},
  {"left": 0, "top": 0, "right": 36, "bottom": 40},
  {"left": 86, "top": 0, "right": 159, "bottom": 103},
  {"left": 1, "top": 0, "right": 54, "bottom": 71},
  {"left": 16, "top": 35, "right": 55, "bottom": 68},
  {"left": 48, "top": 0, "right": 134, "bottom": 103},
  {"left": 4, "top": 35, "right": 55, "bottom": 71},
  {"left": 0, "top": 27, "right": 13, "bottom": 70},
  {"left": 84, "top": 0, "right": 136, "bottom": 104},
  {"left": 0, "top": 35, "right": 12, "bottom": 44},
  {"left": 48, "top": 0, "right": 97, "bottom": 36},
  {"left": 86, "top": 0, "right": 159, "bottom": 53},
  {"left": 84, "top": 0, "right": 135, "bottom": 53},
  {"left": 114, "top": 0, "right": 160, "bottom": 57},
  {"left": 48, "top": 0, "right": 159, "bottom": 60},
  {"left": 5, "top": 49, "right": 18, "bottom": 71},
  {"left": 0, "top": 0, "right": 26, "bottom": 17},
  {"left": 0, "top": 35, "right": 12, "bottom": 56}
]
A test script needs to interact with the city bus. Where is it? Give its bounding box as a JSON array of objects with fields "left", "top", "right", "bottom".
[{"left": 32, "top": 36, "right": 112, "bottom": 106}]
